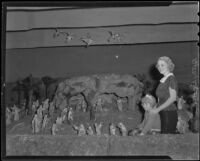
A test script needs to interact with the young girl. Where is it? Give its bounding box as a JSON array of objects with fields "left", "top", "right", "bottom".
[{"left": 133, "top": 94, "right": 161, "bottom": 135}]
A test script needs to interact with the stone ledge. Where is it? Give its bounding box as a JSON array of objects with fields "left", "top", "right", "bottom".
[{"left": 6, "top": 133, "right": 199, "bottom": 160}]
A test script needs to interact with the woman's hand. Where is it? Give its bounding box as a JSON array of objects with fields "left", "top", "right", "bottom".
[{"left": 149, "top": 108, "right": 160, "bottom": 114}]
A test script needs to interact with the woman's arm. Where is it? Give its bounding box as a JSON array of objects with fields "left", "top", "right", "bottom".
[{"left": 150, "top": 87, "right": 177, "bottom": 114}]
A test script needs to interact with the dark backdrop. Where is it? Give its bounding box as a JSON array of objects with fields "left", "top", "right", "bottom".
[{"left": 6, "top": 41, "right": 197, "bottom": 83}]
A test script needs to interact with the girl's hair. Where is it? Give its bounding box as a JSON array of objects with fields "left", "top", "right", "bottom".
[
  {"left": 141, "top": 94, "right": 157, "bottom": 107},
  {"left": 156, "top": 56, "right": 175, "bottom": 72}
]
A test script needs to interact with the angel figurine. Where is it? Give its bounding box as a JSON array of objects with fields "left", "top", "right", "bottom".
[
  {"left": 117, "top": 122, "right": 127, "bottom": 136},
  {"left": 64, "top": 32, "right": 74, "bottom": 43},
  {"left": 107, "top": 31, "right": 121, "bottom": 42},
  {"left": 81, "top": 33, "right": 94, "bottom": 47}
]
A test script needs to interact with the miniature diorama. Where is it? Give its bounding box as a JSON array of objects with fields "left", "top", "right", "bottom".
[{"left": 4, "top": 2, "right": 199, "bottom": 159}]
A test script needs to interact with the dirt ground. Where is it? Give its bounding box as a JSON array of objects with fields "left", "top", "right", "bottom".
[{"left": 5, "top": 109, "right": 199, "bottom": 160}]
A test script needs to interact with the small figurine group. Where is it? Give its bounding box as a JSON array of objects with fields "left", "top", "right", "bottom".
[
  {"left": 60, "top": 106, "right": 73, "bottom": 123},
  {"left": 109, "top": 122, "right": 127, "bottom": 136},
  {"left": 72, "top": 122, "right": 103, "bottom": 136},
  {"left": 72, "top": 122, "right": 128, "bottom": 137},
  {"left": 32, "top": 98, "right": 53, "bottom": 133},
  {"left": 116, "top": 97, "right": 127, "bottom": 112},
  {"left": 51, "top": 107, "right": 74, "bottom": 135},
  {"left": 94, "top": 98, "right": 104, "bottom": 112},
  {"left": 76, "top": 99, "right": 87, "bottom": 112}
]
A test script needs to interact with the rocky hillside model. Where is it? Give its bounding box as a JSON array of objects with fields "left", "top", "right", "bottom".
[{"left": 53, "top": 74, "right": 144, "bottom": 113}]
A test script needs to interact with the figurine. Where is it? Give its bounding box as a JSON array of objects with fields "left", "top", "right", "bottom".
[
  {"left": 95, "top": 98, "right": 103, "bottom": 112},
  {"left": 76, "top": 102, "right": 82, "bottom": 111},
  {"left": 94, "top": 122, "right": 103, "bottom": 136},
  {"left": 109, "top": 123, "right": 117, "bottom": 136},
  {"left": 43, "top": 98, "right": 49, "bottom": 110},
  {"left": 86, "top": 126, "right": 94, "bottom": 135},
  {"left": 61, "top": 107, "right": 68, "bottom": 122},
  {"left": 52, "top": 123, "right": 58, "bottom": 135},
  {"left": 67, "top": 107, "right": 73, "bottom": 122},
  {"left": 12, "top": 105, "right": 20, "bottom": 121},
  {"left": 32, "top": 112, "right": 41, "bottom": 133},
  {"left": 37, "top": 105, "right": 43, "bottom": 122},
  {"left": 64, "top": 32, "right": 74, "bottom": 43},
  {"left": 117, "top": 122, "right": 127, "bottom": 136},
  {"left": 117, "top": 98, "right": 123, "bottom": 112},
  {"left": 42, "top": 114, "right": 49, "bottom": 131},
  {"left": 81, "top": 99, "right": 87, "bottom": 112},
  {"left": 6, "top": 107, "right": 12, "bottom": 125},
  {"left": 73, "top": 124, "right": 86, "bottom": 136},
  {"left": 49, "top": 101, "right": 55, "bottom": 118}
]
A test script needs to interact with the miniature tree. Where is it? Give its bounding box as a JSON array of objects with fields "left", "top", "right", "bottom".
[
  {"left": 22, "top": 74, "right": 42, "bottom": 115},
  {"left": 12, "top": 79, "right": 24, "bottom": 108},
  {"left": 41, "top": 76, "right": 56, "bottom": 99}
]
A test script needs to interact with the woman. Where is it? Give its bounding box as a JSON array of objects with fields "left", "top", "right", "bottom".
[{"left": 150, "top": 56, "right": 178, "bottom": 134}]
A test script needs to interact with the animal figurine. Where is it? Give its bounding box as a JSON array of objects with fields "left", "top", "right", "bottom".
[
  {"left": 109, "top": 123, "right": 117, "bottom": 136},
  {"left": 73, "top": 124, "right": 86, "bottom": 136},
  {"left": 94, "top": 122, "right": 103, "bottom": 136},
  {"left": 117, "top": 122, "right": 127, "bottom": 136}
]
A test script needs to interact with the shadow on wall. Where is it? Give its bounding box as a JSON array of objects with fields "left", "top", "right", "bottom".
[{"left": 148, "top": 63, "right": 163, "bottom": 96}]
